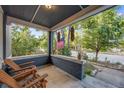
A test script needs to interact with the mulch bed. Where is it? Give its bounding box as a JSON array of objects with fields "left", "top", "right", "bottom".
[{"left": 90, "top": 61, "right": 124, "bottom": 72}]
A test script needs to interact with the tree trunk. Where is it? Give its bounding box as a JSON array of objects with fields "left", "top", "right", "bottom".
[{"left": 95, "top": 48, "right": 99, "bottom": 62}]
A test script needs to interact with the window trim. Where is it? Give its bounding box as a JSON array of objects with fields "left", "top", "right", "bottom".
[{"left": 7, "top": 24, "right": 49, "bottom": 58}]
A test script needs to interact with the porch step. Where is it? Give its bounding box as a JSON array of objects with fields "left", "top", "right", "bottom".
[{"left": 81, "top": 75, "right": 116, "bottom": 88}]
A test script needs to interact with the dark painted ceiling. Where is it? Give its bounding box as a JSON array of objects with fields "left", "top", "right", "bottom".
[{"left": 2, "top": 5, "right": 89, "bottom": 28}]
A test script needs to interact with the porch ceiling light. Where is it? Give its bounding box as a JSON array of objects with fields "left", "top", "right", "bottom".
[{"left": 45, "top": 5, "right": 52, "bottom": 9}]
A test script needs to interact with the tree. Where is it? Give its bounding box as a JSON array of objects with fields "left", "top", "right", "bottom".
[
  {"left": 11, "top": 25, "right": 48, "bottom": 56},
  {"left": 81, "top": 7, "right": 124, "bottom": 61},
  {"left": 52, "top": 6, "right": 124, "bottom": 59}
]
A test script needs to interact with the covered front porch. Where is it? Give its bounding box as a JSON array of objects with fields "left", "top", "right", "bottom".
[{"left": 0, "top": 5, "right": 124, "bottom": 88}]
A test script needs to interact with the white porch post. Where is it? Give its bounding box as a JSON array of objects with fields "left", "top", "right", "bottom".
[
  {"left": 0, "top": 6, "right": 3, "bottom": 69},
  {"left": 6, "top": 24, "right": 12, "bottom": 58}
]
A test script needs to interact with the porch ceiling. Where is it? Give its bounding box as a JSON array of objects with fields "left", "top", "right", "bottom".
[{"left": 2, "top": 5, "right": 88, "bottom": 28}]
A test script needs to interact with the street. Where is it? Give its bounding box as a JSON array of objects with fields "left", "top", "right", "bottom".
[{"left": 71, "top": 51, "right": 124, "bottom": 65}]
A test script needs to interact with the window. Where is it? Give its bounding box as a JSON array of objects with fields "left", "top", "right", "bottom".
[
  {"left": 52, "top": 5, "right": 124, "bottom": 67},
  {"left": 11, "top": 24, "right": 48, "bottom": 57}
]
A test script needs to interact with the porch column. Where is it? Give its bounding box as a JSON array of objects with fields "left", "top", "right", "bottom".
[
  {"left": 3, "top": 14, "right": 7, "bottom": 59},
  {"left": 0, "top": 6, "right": 3, "bottom": 68},
  {"left": 48, "top": 31, "right": 53, "bottom": 62},
  {"left": 48, "top": 31, "right": 52, "bottom": 56},
  {"left": 5, "top": 24, "right": 12, "bottom": 58},
  {"left": 3, "top": 15, "right": 12, "bottom": 59}
]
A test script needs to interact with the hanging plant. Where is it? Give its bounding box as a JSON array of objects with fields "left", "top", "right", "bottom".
[
  {"left": 68, "top": 26, "right": 71, "bottom": 48},
  {"left": 57, "top": 32, "right": 60, "bottom": 42},
  {"left": 70, "top": 26, "right": 75, "bottom": 41}
]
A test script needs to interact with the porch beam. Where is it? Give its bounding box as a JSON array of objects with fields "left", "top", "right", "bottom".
[
  {"left": 79, "top": 5, "right": 84, "bottom": 10},
  {"left": 7, "top": 16, "right": 50, "bottom": 31},
  {"left": 51, "top": 5, "right": 114, "bottom": 31},
  {"left": 31, "top": 5, "right": 41, "bottom": 22}
]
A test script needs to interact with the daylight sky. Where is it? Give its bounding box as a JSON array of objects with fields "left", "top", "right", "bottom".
[
  {"left": 30, "top": 28, "right": 45, "bottom": 38},
  {"left": 117, "top": 5, "right": 124, "bottom": 16}
]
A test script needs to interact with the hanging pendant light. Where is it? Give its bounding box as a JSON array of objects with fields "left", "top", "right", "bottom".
[{"left": 45, "top": 5, "right": 52, "bottom": 9}]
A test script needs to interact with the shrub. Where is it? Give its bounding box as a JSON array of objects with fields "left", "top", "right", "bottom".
[
  {"left": 58, "top": 46, "right": 71, "bottom": 56},
  {"left": 115, "top": 62, "right": 122, "bottom": 65},
  {"left": 89, "top": 57, "right": 97, "bottom": 62},
  {"left": 82, "top": 53, "right": 88, "bottom": 60},
  {"left": 84, "top": 68, "right": 92, "bottom": 76},
  {"left": 104, "top": 57, "right": 110, "bottom": 64}
]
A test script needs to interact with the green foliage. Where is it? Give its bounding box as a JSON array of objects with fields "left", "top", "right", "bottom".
[
  {"left": 80, "top": 7, "right": 124, "bottom": 61},
  {"left": 11, "top": 25, "right": 48, "bottom": 56},
  {"left": 84, "top": 68, "right": 92, "bottom": 76},
  {"left": 89, "top": 57, "right": 97, "bottom": 62},
  {"left": 115, "top": 62, "right": 122, "bottom": 65},
  {"left": 82, "top": 53, "right": 88, "bottom": 60},
  {"left": 52, "top": 6, "right": 124, "bottom": 61},
  {"left": 104, "top": 57, "right": 110, "bottom": 63},
  {"left": 58, "top": 46, "right": 71, "bottom": 56}
]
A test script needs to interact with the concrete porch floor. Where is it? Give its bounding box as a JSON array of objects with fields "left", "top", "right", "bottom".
[
  {"left": 37, "top": 64, "right": 84, "bottom": 88},
  {"left": 0, "top": 64, "right": 120, "bottom": 88},
  {"left": 37, "top": 64, "right": 116, "bottom": 88}
]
